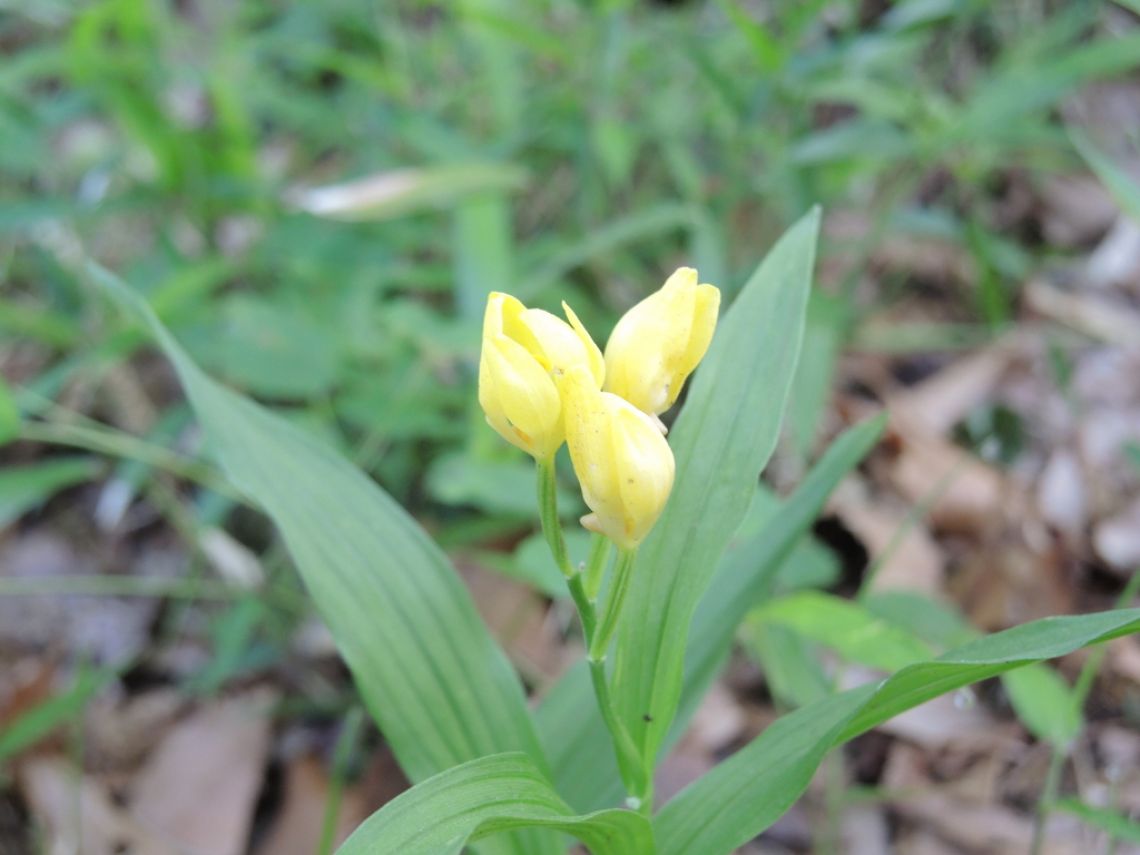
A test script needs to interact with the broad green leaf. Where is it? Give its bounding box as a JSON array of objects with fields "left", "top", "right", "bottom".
[
  {"left": 862, "top": 590, "right": 972, "bottom": 647},
  {"left": 193, "top": 296, "right": 344, "bottom": 399},
  {"left": 675, "top": 416, "right": 887, "bottom": 736},
  {"left": 655, "top": 608, "right": 1140, "bottom": 855},
  {"left": 865, "top": 591, "right": 1082, "bottom": 746},
  {"left": 0, "top": 458, "right": 101, "bottom": 528},
  {"left": 751, "top": 591, "right": 935, "bottom": 672},
  {"left": 336, "top": 753, "right": 654, "bottom": 855},
  {"left": 781, "top": 591, "right": 1082, "bottom": 746},
  {"left": 96, "top": 265, "right": 553, "bottom": 855},
  {"left": 787, "top": 292, "right": 846, "bottom": 456},
  {"left": 540, "top": 415, "right": 883, "bottom": 812},
  {"left": 1052, "top": 798, "right": 1140, "bottom": 844},
  {"left": 611, "top": 208, "right": 820, "bottom": 769}
]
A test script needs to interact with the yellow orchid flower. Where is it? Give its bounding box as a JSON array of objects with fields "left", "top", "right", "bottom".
[
  {"left": 558, "top": 364, "right": 675, "bottom": 548},
  {"left": 478, "top": 292, "right": 604, "bottom": 459},
  {"left": 603, "top": 267, "right": 720, "bottom": 420}
]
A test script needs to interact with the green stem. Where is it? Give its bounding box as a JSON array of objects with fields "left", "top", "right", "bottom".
[
  {"left": 588, "top": 657, "right": 647, "bottom": 797},
  {"left": 567, "top": 572, "right": 596, "bottom": 642},
  {"left": 583, "top": 533, "right": 612, "bottom": 602},
  {"left": 319, "top": 707, "right": 365, "bottom": 855},
  {"left": 536, "top": 456, "right": 573, "bottom": 578},
  {"left": 590, "top": 547, "right": 636, "bottom": 661},
  {"left": 534, "top": 459, "right": 646, "bottom": 802},
  {"left": 1030, "top": 749, "right": 1065, "bottom": 855}
]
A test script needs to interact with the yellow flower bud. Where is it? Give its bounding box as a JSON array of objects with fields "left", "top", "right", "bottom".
[
  {"left": 478, "top": 292, "right": 604, "bottom": 459},
  {"left": 559, "top": 365, "right": 675, "bottom": 548},
  {"left": 603, "top": 267, "right": 720, "bottom": 417}
]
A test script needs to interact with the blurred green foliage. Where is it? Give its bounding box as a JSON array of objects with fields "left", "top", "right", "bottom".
[{"left": 2, "top": 0, "right": 1137, "bottom": 536}]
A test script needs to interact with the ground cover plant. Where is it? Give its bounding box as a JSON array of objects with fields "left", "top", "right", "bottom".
[{"left": 3, "top": 1, "right": 1140, "bottom": 853}]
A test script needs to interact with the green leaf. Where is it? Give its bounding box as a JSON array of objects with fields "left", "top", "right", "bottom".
[
  {"left": 1002, "top": 664, "right": 1081, "bottom": 748},
  {"left": 1071, "top": 129, "right": 1140, "bottom": 223},
  {"left": 0, "top": 458, "right": 101, "bottom": 528},
  {"left": 336, "top": 753, "right": 654, "bottom": 855},
  {"left": 655, "top": 608, "right": 1140, "bottom": 855},
  {"left": 865, "top": 591, "right": 1082, "bottom": 746},
  {"left": 751, "top": 591, "right": 935, "bottom": 672},
  {"left": 453, "top": 191, "right": 514, "bottom": 320},
  {"left": 0, "top": 376, "right": 20, "bottom": 444},
  {"left": 1052, "top": 798, "right": 1140, "bottom": 844},
  {"left": 611, "top": 208, "right": 820, "bottom": 769},
  {"left": 787, "top": 292, "right": 847, "bottom": 456},
  {"left": 0, "top": 666, "right": 114, "bottom": 764},
  {"left": 94, "top": 264, "right": 554, "bottom": 855},
  {"left": 676, "top": 416, "right": 886, "bottom": 733},
  {"left": 539, "top": 415, "right": 883, "bottom": 813},
  {"left": 193, "top": 296, "right": 344, "bottom": 399}
]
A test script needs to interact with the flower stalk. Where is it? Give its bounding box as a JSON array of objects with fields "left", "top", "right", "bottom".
[
  {"left": 535, "top": 458, "right": 646, "bottom": 801},
  {"left": 589, "top": 547, "right": 637, "bottom": 661}
]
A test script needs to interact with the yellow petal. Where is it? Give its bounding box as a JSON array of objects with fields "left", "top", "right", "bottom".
[
  {"left": 560, "top": 364, "right": 674, "bottom": 547},
  {"left": 479, "top": 335, "right": 562, "bottom": 458},
  {"left": 562, "top": 301, "right": 605, "bottom": 387},
  {"left": 611, "top": 401, "right": 675, "bottom": 545},
  {"left": 603, "top": 267, "right": 720, "bottom": 416},
  {"left": 559, "top": 365, "right": 620, "bottom": 512},
  {"left": 518, "top": 308, "right": 591, "bottom": 375}
]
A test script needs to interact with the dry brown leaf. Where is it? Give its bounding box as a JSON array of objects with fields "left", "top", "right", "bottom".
[
  {"left": 252, "top": 755, "right": 367, "bottom": 855},
  {"left": 952, "top": 541, "right": 1073, "bottom": 630},
  {"left": 1094, "top": 499, "right": 1140, "bottom": 575},
  {"left": 1025, "top": 278, "right": 1140, "bottom": 347},
  {"left": 839, "top": 803, "right": 890, "bottom": 855},
  {"left": 0, "top": 535, "right": 158, "bottom": 663},
  {"left": 20, "top": 757, "right": 180, "bottom": 855},
  {"left": 129, "top": 691, "right": 275, "bottom": 855},
  {"left": 1108, "top": 636, "right": 1140, "bottom": 685},
  {"left": 830, "top": 480, "right": 945, "bottom": 595},
  {"left": 84, "top": 688, "right": 185, "bottom": 773},
  {"left": 887, "top": 428, "right": 1013, "bottom": 533},
  {"left": 1037, "top": 449, "right": 1089, "bottom": 537},
  {"left": 1039, "top": 174, "right": 1118, "bottom": 247},
  {"left": 460, "top": 561, "right": 570, "bottom": 685},
  {"left": 1087, "top": 217, "right": 1140, "bottom": 290},
  {"left": 890, "top": 346, "right": 1020, "bottom": 436}
]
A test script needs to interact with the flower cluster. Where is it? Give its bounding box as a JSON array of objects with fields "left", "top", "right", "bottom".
[{"left": 478, "top": 268, "right": 720, "bottom": 548}]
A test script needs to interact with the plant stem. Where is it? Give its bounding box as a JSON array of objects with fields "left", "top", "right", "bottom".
[
  {"left": 319, "top": 706, "right": 365, "bottom": 855},
  {"left": 534, "top": 458, "right": 645, "bottom": 801},
  {"left": 536, "top": 457, "right": 573, "bottom": 578},
  {"left": 583, "top": 533, "right": 611, "bottom": 601},
  {"left": 588, "top": 656, "right": 647, "bottom": 797},
  {"left": 1030, "top": 749, "right": 1066, "bottom": 855},
  {"left": 590, "top": 547, "right": 636, "bottom": 661}
]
